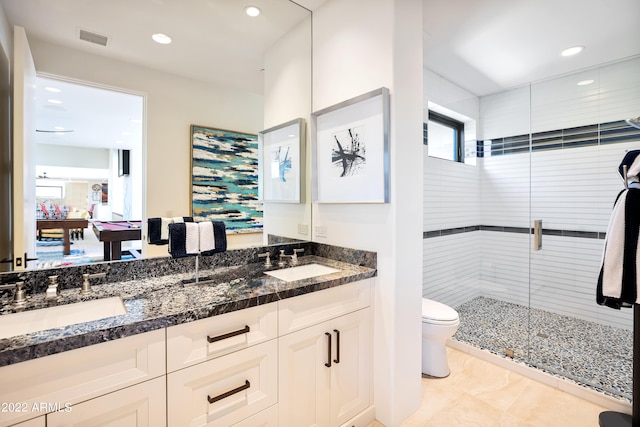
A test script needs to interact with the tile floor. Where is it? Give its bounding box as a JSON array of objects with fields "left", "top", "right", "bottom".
[{"left": 368, "top": 347, "right": 611, "bottom": 427}]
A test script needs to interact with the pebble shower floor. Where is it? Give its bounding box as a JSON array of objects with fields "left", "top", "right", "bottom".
[{"left": 452, "top": 296, "right": 632, "bottom": 401}]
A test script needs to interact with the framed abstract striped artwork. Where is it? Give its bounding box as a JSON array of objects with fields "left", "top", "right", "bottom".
[{"left": 190, "top": 125, "right": 262, "bottom": 234}]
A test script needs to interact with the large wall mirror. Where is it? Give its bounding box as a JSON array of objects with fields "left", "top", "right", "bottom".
[{"left": 0, "top": 0, "right": 312, "bottom": 271}]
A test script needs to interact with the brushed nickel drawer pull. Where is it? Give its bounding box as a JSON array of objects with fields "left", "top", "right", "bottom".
[
  {"left": 207, "top": 325, "right": 250, "bottom": 343},
  {"left": 207, "top": 380, "right": 250, "bottom": 404}
]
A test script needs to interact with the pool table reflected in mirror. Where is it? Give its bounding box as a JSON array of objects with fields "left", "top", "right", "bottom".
[{"left": 91, "top": 220, "right": 142, "bottom": 261}]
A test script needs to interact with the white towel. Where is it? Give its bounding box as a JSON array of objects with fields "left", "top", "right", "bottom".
[
  {"left": 160, "top": 217, "right": 172, "bottom": 241},
  {"left": 172, "top": 217, "right": 185, "bottom": 224},
  {"left": 600, "top": 190, "right": 630, "bottom": 300},
  {"left": 199, "top": 221, "right": 215, "bottom": 253},
  {"left": 185, "top": 222, "right": 200, "bottom": 255},
  {"left": 597, "top": 150, "right": 640, "bottom": 309}
]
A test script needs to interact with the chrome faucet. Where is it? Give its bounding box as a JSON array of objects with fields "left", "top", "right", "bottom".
[
  {"left": 291, "top": 248, "right": 304, "bottom": 265},
  {"left": 45, "top": 275, "right": 60, "bottom": 301},
  {"left": 0, "top": 281, "right": 27, "bottom": 307},
  {"left": 257, "top": 251, "right": 272, "bottom": 267},
  {"left": 81, "top": 273, "right": 107, "bottom": 295},
  {"left": 278, "top": 250, "right": 292, "bottom": 267}
]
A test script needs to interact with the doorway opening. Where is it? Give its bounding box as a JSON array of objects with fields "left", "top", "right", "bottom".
[{"left": 34, "top": 75, "right": 144, "bottom": 267}]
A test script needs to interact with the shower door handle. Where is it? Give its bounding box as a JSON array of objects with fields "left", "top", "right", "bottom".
[{"left": 533, "top": 219, "right": 542, "bottom": 251}]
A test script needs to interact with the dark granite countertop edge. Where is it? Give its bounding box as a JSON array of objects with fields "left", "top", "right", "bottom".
[{"left": 0, "top": 259, "right": 376, "bottom": 367}]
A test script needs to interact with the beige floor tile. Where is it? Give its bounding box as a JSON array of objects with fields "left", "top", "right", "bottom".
[
  {"left": 506, "top": 380, "right": 605, "bottom": 427},
  {"left": 422, "top": 393, "right": 510, "bottom": 427},
  {"left": 450, "top": 352, "right": 531, "bottom": 412},
  {"left": 366, "top": 347, "right": 611, "bottom": 427}
]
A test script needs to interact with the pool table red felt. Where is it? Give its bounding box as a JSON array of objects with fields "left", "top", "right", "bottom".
[{"left": 91, "top": 220, "right": 142, "bottom": 260}]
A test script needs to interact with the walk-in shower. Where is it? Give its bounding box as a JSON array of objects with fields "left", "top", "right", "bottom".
[{"left": 423, "top": 56, "right": 640, "bottom": 402}]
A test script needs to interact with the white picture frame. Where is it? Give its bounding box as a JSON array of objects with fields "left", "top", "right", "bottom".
[
  {"left": 258, "top": 118, "right": 305, "bottom": 203},
  {"left": 311, "top": 87, "right": 390, "bottom": 203}
]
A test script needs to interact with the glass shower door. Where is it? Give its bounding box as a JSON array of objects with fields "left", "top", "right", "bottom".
[{"left": 528, "top": 58, "right": 638, "bottom": 400}]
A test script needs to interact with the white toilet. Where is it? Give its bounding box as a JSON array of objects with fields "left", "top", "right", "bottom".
[{"left": 421, "top": 298, "right": 460, "bottom": 377}]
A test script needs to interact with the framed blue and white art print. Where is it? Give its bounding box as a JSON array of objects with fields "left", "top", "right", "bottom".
[
  {"left": 311, "top": 87, "right": 390, "bottom": 203},
  {"left": 191, "top": 125, "right": 262, "bottom": 233},
  {"left": 258, "top": 118, "right": 305, "bottom": 203}
]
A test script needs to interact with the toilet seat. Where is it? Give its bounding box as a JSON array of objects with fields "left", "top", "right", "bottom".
[{"left": 421, "top": 298, "right": 459, "bottom": 323}]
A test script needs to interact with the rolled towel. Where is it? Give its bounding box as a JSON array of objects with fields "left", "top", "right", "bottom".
[
  {"left": 168, "top": 223, "right": 187, "bottom": 258},
  {"left": 199, "top": 221, "right": 215, "bottom": 253},
  {"left": 183, "top": 216, "right": 194, "bottom": 222},
  {"left": 185, "top": 222, "right": 200, "bottom": 255}
]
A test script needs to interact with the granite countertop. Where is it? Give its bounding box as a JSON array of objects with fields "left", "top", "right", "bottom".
[{"left": 0, "top": 256, "right": 376, "bottom": 367}]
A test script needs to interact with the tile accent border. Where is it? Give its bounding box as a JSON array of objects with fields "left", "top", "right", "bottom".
[
  {"left": 424, "top": 225, "right": 606, "bottom": 240},
  {"left": 477, "top": 120, "right": 640, "bottom": 158}
]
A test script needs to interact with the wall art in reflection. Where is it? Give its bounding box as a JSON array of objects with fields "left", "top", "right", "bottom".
[{"left": 190, "top": 125, "right": 262, "bottom": 233}]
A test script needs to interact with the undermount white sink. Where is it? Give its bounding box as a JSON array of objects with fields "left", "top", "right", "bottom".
[
  {"left": 0, "top": 296, "right": 126, "bottom": 340},
  {"left": 265, "top": 263, "right": 340, "bottom": 282}
]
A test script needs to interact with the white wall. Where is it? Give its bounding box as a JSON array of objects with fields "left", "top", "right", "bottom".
[
  {"left": 313, "top": 0, "right": 423, "bottom": 425},
  {"left": 35, "top": 144, "right": 109, "bottom": 169},
  {"left": 28, "top": 37, "right": 265, "bottom": 256},
  {"left": 422, "top": 70, "right": 482, "bottom": 308}
]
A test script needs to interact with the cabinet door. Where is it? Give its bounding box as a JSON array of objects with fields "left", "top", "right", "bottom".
[
  {"left": 278, "top": 322, "right": 331, "bottom": 427},
  {"left": 230, "top": 404, "right": 277, "bottom": 427},
  {"left": 47, "top": 376, "right": 166, "bottom": 427},
  {"left": 331, "top": 308, "right": 371, "bottom": 427}
]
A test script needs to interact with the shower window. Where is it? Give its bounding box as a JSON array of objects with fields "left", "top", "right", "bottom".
[{"left": 427, "top": 110, "right": 464, "bottom": 162}]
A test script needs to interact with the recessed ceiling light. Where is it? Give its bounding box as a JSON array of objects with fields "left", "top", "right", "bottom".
[
  {"left": 45, "top": 87, "right": 61, "bottom": 93},
  {"left": 561, "top": 46, "right": 584, "bottom": 57},
  {"left": 577, "top": 79, "right": 594, "bottom": 86},
  {"left": 152, "top": 33, "right": 172, "bottom": 45},
  {"left": 245, "top": 6, "right": 261, "bottom": 17},
  {"left": 47, "top": 99, "right": 62, "bottom": 104}
]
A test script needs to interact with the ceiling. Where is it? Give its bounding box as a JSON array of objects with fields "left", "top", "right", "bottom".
[
  {"left": 2, "top": 0, "right": 639, "bottom": 152},
  {"left": 0, "top": 0, "right": 314, "bottom": 150},
  {"left": 423, "top": 0, "right": 640, "bottom": 96}
]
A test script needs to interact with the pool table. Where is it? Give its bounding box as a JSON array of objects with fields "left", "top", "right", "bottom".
[
  {"left": 36, "top": 219, "right": 89, "bottom": 255},
  {"left": 91, "top": 220, "right": 142, "bottom": 261}
]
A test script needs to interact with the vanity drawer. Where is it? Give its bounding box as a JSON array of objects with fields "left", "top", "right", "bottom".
[
  {"left": 167, "top": 339, "right": 277, "bottom": 427},
  {"left": 166, "top": 302, "right": 277, "bottom": 372},
  {"left": 0, "top": 329, "right": 165, "bottom": 427},
  {"left": 231, "top": 404, "right": 277, "bottom": 427},
  {"left": 278, "top": 279, "right": 371, "bottom": 336}
]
